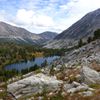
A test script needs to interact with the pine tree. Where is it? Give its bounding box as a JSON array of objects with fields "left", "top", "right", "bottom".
[
  {"left": 87, "top": 36, "right": 92, "bottom": 43},
  {"left": 78, "top": 39, "right": 83, "bottom": 47},
  {"left": 94, "top": 29, "right": 100, "bottom": 39}
]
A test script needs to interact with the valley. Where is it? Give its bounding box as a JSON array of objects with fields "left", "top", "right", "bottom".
[{"left": 0, "top": 8, "right": 100, "bottom": 100}]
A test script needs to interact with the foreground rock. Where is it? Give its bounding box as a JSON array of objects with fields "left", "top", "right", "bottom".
[
  {"left": 63, "top": 81, "right": 94, "bottom": 94},
  {"left": 81, "top": 66, "right": 100, "bottom": 84},
  {"left": 7, "top": 73, "right": 63, "bottom": 99}
]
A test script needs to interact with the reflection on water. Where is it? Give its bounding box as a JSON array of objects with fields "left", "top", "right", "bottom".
[{"left": 5, "top": 56, "right": 59, "bottom": 71}]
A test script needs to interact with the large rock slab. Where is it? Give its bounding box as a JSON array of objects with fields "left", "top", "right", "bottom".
[
  {"left": 81, "top": 66, "right": 100, "bottom": 84},
  {"left": 7, "top": 73, "right": 63, "bottom": 98}
]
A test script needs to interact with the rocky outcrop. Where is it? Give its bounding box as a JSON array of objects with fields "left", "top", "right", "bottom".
[
  {"left": 81, "top": 66, "right": 100, "bottom": 84},
  {"left": 63, "top": 81, "right": 94, "bottom": 94},
  {"left": 80, "top": 91, "right": 93, "bottom": 97},
  {"left": 7, "top": 73, "right": 63, "bottom": 99}
]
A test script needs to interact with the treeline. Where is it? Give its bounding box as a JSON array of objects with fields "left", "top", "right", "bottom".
[
  {"left": 0, "top": 43, "right": 35, "bottom": 69},
  {"left": 21, "top": 64, "right": 40, "bottom": 75},
  {"left": 42, "top": 48, "right": 65, "bottom": 57},
  {"left": 0, "top": 64, "right": 41, "bottom": 82},
  {"left": 0, "top": 58, "right": 51, "bottom": 82},
  {"left": 78, "top": 29, "right": 100, "bottom": 47},
  {"left": 0, "top": 69, "right": 18, "bottom": 82},
  {"left": 0, "top": 42, "right": 64, "bottom": 69}
]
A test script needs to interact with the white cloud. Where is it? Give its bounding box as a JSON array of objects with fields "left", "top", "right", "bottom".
[
  {"left": 56, "top": 0, "right": 100, "bottom": 31},
  {"left": 15, "top": 9, "right": 54, "bottom": 26},
  {"left": 0, "top": 0, "right": 100, "bottom": 33},
  {"left": 13, "top": 9, "right": 55, "bottom": 33},
  {"left": 15, "top": 9, "right": 34, "bottom": 25}
]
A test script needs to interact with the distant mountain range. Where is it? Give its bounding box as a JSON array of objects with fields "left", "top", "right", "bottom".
[
  {"left": 45, "top": 8, "right": 100, "bottom": 48},
  {"left": 0, "top": 8, "right": 100, "bottom": 48},
  {"left": 0, "top": 21, "right": 57, "bottom": 45}
]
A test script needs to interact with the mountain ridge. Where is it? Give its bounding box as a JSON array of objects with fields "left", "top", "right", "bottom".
[
  {"left": 0, "top": 21, "right": 57, "bottom": 45},
  {"left": 45, "top": 8, "right": 100, "bottom": 48}
]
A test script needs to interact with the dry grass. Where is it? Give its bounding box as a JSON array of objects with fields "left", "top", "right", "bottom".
[
  {"left": 56, "top": 68, "right": 81, "bottom": 82},
  {"left": 90, "top": 60, "right": 100, "bottom": 71}
]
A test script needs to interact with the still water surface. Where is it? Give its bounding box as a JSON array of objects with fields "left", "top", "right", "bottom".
[{"left": 5, "top": 56, "right": 59, "bottom": 71}]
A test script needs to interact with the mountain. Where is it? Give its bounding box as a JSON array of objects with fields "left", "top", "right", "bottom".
[
  {"left": 0, "top": 21, "right": 57, "bottom": 45},
  {"left": 38, "top": 31, "right": 58, "bottom": 45},
  {"left": 0, "top": 21, "right": 42, "bottom": 44},
  {"left": 39, "top": 31, "right": 57, "bottom": 40},
  {"left": 44, "top": 8, "right": 100, "bottom": 48}
]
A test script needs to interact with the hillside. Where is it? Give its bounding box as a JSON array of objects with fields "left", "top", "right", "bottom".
[
  {"left": 44, "top": 8, "right": 100, "bottom": 48},
  {"left": 6, "top": 39, "right": 100, "bottom": 100}
]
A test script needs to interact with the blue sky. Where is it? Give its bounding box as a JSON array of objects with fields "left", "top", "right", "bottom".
[{"left": 0, "top": 0, "right": 100, "bottom": 33}]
